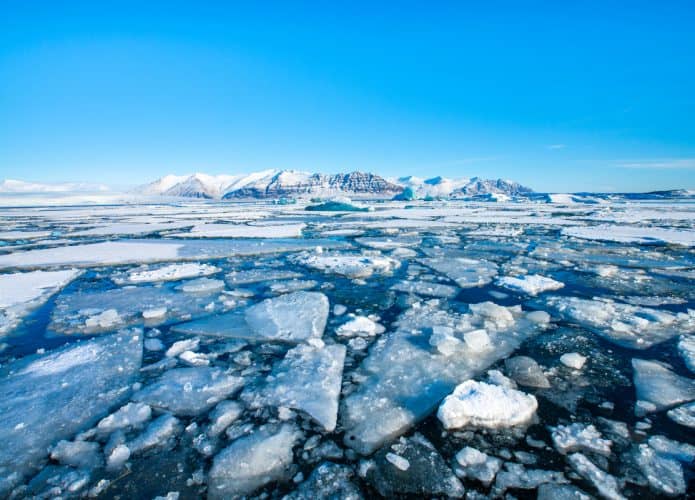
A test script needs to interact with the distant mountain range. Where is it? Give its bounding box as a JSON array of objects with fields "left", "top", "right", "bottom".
[
  {"left": 134, "top": 170, "right": 534, "bottom": 200},
  {"left": 3, "top": 173, "right": 693, "bottom": 202}
]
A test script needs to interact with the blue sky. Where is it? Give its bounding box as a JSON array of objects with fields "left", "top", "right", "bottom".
[{"left": 1, "top": 1, "right": 694, "bottom": 192}]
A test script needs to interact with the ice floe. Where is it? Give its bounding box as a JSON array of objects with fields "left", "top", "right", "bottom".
[
  {"left": 496, "top": 274, "right": 564, "bottom": 296},
  {"left": 243, "top": 344, "right": 345, "bottom": 431},
  {"left": 132, "top": 367, "right": 244, "bottom": 416},
  {"left": 544, "top": 295, "right": 695, "bottom": 349},
  {"left": 0, "top": 269, "right": 81, "bottom": 335},
  {"left": 207, "top": 424, "right": 300, "bottom": 499},
  {"left": 632, "top": 358, "right": 695, "bottom": 412},
  {"left": 563, "top": 224, "right": 695, "bottom": 246},
  {"left": 0, "top": 330, "right": 142, "bottom": 494}
]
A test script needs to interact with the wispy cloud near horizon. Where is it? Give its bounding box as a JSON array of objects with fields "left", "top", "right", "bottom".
[
  {"left": 615, "top": 158, "right": 695, "bottom": 169},
  {"left": 547, "top": 144, "right": 566, "bottom": 150}
]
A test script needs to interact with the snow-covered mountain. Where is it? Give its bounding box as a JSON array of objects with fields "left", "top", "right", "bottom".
[
  {"left": 393, "top": 175, "right": 533, "bottom": 199},
  {"left": 0, "top": 179, "right": 110, "bottom": 193},
  {"left": 137, "top": 170, "right": 404, "bottom": 199}
]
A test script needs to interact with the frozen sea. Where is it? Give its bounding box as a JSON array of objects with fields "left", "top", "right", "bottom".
[{"left": 0, "top": 198, "right": 693, "bottom": 499}]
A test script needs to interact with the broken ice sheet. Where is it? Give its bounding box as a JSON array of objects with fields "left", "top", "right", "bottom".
[
  {"left": 0, "top": 329, "right": 142, "bottom": 494},
  {"left": 341, "top": 300, "right": 551, "bottom": 454},
  {"left": 0, "top": 269, "right": 81, "bottom": 335},
  {"left": 0, "top": 238, "right": 348, "bottom": 270},
  {"left": 419, "top": 255, "right": 499, "bottom": 288},
  {"left": 243, "top": 343, "right": 346, "bottom": 431},
  {"left": 292, "top": 251, "right": 400, "bottom": 279},
  {"left": 49, "top": 282, "right": 229, "bottom": 335},
  {"left": 132, "top": 367, "right": 244, "bottom": 416},
  {"left": 543, "top": 295, "right": 695, "bottom": 349}
]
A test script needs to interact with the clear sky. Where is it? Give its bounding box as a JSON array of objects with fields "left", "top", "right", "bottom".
[{"left": 1, "top": 1, "right": 694, "bottom": 192}]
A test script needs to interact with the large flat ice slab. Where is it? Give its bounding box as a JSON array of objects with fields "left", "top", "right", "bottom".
[
  {"left": 293, "top": 252, "right": 400, "bottom": 279},
  {"left": 420, "top": 256, "right": 498, "bottom": 288},
  {"left": 132, "top": 367, "right": 244, "bottom": 416},
  {"left": 208, "top": 424, "right": 300, "bottom": 499},
  {"left": 49, "top": 284, "right": 229, "bottom": 335},
  {"left": 171, "top": 222, "right": 305, "bottom": 238},
  {"left": 0, "top": 238, "right": 348, "bottom": 270},
  {"left": 243, "top": 344, "right": 346, "bottom": 431},
  {"left": 563, "top": 224, "right": 695, "bottom": 246},
  {"left": 544, "top": 296, "right": 695, "bottom": 349},
  {"left": 632, "top": 358, "right": 695, "bottom": 412},
  {"left": 0, "top": 330, "right": 142, "bottom": 494},
  {"left": 341, "top": 300, "right": 550, "bottom": 454},
  {"left": 0, "top": 269, "right": 81, "bottom": 335},
  {"left": 244, "top": 291, "right": 329, "bottom": 343}
]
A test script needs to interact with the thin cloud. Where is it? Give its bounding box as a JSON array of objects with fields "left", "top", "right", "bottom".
[
  {"left": 547, "top": 144, "right": 566, "bottom": 150},
  {"left": 615, "top": 158, "right": 695, "bottom": 169}
]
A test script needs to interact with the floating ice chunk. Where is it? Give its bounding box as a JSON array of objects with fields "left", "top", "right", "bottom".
[
  {"left": 176, "top": 277, "right": 225, "bottom": 293},
  {"left": 115, "top": 262, "right": 220, "bottom": 284},
  {"left": 0, "top": 269, "right": 81, "bottom": 335},
  {"left": 268, "top": 279, "right": 317, "bottom": 293},
  {"left": 453, "top": 446, "right": 502, "bottom": 486},
  {"left": 50, "top": 285, "right": 228, "bottom": 335},
  {"left": 144, "top": 338, "right": 165, "bottom": 351},
  {"left": 563, "top": 224, "right": 695, "bottom": 246},
  {"left": 69, "top": 221, "right": 192, "bottom": 237},
  {"left": 295, "top": 252, "right": 400, "bottom": 279},
  {"left": 355, "top": 235, "right": 421, "bottom": 249},
  {"left": 132, "top": 368, "right": 244, "bottom": 416},
  {"left": 667, "top": 402, "right": 695, "bottom": 428},
  {"left": 85, "top": 309, "right": 122, "bottom": 330},
  {"left": 537, "top": 483, "right": 591, "bottom": 500},
  {"left": 385, "top": 452, "right": 410, "bottom": 471},
  {"left": 391, "top": 280, "right": 459, "bottom": 298},
  {"left": 50, "top": 440, "right": 102, "bottom": 469},
  {"left": 420, "top": 256, "right": 498, "bottom": 288},
  {"left": 550, "top": 423, "right": 612, "bottom": 456},
  {"left": 632, "top": 358, "right": 695, "bottom": 412},
  {"left": 677, "top": 335, "right": 695, "bottom": 373},
  {"left": 544, "top": 296, "right": 695, "bottom": 349},
  {"left": 244, "top": 291, "right": 329, "bottom": 343},
  {"left": 560, "top": 352, "right": 587, "bottom": 370},
  {"left": 429, "top": 326, "right": 466, "bottom": 356},
  {"left": 0, "top": 330, "right": 142, "bottom": 494},
  {"left": 336, "top": 316, "right": 385, "bottom": 337},
  {"left": 165, "top": 338, "right": 200, "bottom": 357},
  {"left": 493, "top": 462, "right": 567, "bottom": 495},
  {"left": 505, "top": 356, "right": 550, "bottom": 388},
  {"left": 0, "top": 230, "right": 51, "bottom": 241},
  {"left": 106, "top": 444, "right": 130, "bottom": 471},
  {"left": 333, "top": 304, "right": 347, "bottom": 316},
  {"left": 366, "top": 434, "right": 464, "bottom": 498},
  {"left": 437, "top": 380, "right": 538, "bottom": 430},
  {"left": 648, "top": 435, "right": 695, "bottom": 462},
  {"left": 97, "top": 402, "right": 152, "bottom": 435},
  {"left": 127, "top": 413, "right": 181, "bottom": 455},
  {"left": 179, "top": 350, "right": 209, "bottom": 366},
  {"left": 142, "top": 307, "right": 167, "bottom": 319},
  {"left": 208, "top": 424, "right": 300, "bottom": 499},
  {"left": 25, "top": 465, "right": 92, "bottom": 497},
  {"left": 634, "top": 444, "right": 685, "bottom": 496},
  {"left": 244, "top": 344, "right": 345, "bottom": 431},
  {"left": 496, "top": 274, "right": 564, "bottom": 296},
  {"left": 207, "top": 401, "right": 244, "bottom": 438},
  {"left": 567, "top": 453, "right": 625, "bottom": 500},
  {"left": 463, "top": 329, "right": 491, "bottom": 352},
  {"left": 171, "top": 311, "right": 255, "bottom": 340},
  {"left": 225, "top": 268, "right": 303, "bottom": 286},
  {"left": 284, "top": 462, "right": 361, "bottom": 500},
  {"left": 173, "top": 222, "right": 306, "bottom": 238}
]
